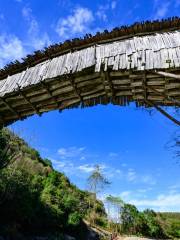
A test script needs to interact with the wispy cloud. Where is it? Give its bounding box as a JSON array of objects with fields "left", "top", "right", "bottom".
[
  {"left": 130, "top": 193, "right": 180, "bottom": 212},
  {"left": 153, "top": 0, "right": 171, "bottom": 19},
  {"left": 96, "top": 1, "right": 117, "bottom": 22},
  {"left": 108, "top": 152, "right": 119, "bottom": 158},
  {"left": 120, "top": 190, "right": 132, "bottom": 198},
  {"left": 96, "top": 5, "right": 108, "bottom": 21},
  {"left": 175, "top": 0, "right": 180, "bottom": 6},
  {"left": 127, "top": 168, "right": 137, "bottom": 182},
  {"left": 78, "top": 164, "right": 96, "bottom": 173},
  {"left": 22, "top": 7, "right": 39, "bottom": 35},
  {"left": 0, "top": 34, "right": 26, "bottom": 68},
  {"left": 50, "top": 158, "right": 106, "bottom": 176},
  {"left": 111, "top": 1, "right": 117, "bottom": 9},
  {"left": 0, "top": 14, "right": 4, "bottom": 20},
  {"left": 103, "top": 188, "right": 180, "bottom": 212},
  {"left": 22, "top": 6, "right": 50, "bottom": 49},
  {"left": 141, "top": 175, "right": 156, "bottom": 185},
  {"left": 53, "top": 146, "right": 157, "bottom": 186},
  {"left": 58, "top": 146, "right": 86, "bottom": 159},
  {"left": 56, "top": 7, "right": 94, "bottom": 39}
]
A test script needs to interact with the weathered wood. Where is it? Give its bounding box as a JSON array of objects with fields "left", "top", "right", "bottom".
[
  {"left": 17, "top": 85, "right": 41, "bottom": 116},
  {"left": 0, "top": 28, "right": 180, "bottom": 126},
  {"left": 155, "top": 70, "right": 180, "bottom": 79},
  {"left": 144, "top": 99, "right": 180, "bottom": 126},
  {"left": 0, "top": 97, "right": 21, "bottom": 119},
  {"left": 146, "top": 85, "right": 180, "bottom": 106},
  {"left": 40, "top": 81, "right": 59, "bottom": 108}
]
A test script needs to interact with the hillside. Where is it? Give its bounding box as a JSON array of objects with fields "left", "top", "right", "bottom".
[
  {"left": 0, "top": 128, "right": 106, "bottom": 239},
  {"left": 0, "top": 128, "right": 179, "bottom": 240}
]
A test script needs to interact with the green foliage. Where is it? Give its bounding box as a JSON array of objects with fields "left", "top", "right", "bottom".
[
  {"left": 121, "top": 203, "right": 139, "bottom": 233},
  {"left": 0, "top": 128, "right": 179, "bottom": 239},
  {"left": 68, "top": 212, "right": 81, "bottom": 226},
  {"left": 0, "top": 128, "right": 102, "bottom": 239},
  {"left": 94, "top": 216, "right": 108, "bottom": 228},
  {"left": 157, "top": 212, "right": 180, "bottom": 238},
  {"left": 87, "top": 165, "right": 110, "bottom": 194},
  {"left": 120, "top": 204, "right": 169, "bottom": 238},
  {"left": 43, "top": 158, "right": 53, "bottom": 167}
]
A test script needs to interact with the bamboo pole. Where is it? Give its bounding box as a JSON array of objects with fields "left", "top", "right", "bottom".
[{"left": 144, "top": 99, "right": 180, "bottom": 126}]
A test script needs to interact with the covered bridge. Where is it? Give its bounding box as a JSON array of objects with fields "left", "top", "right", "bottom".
[{"left": 0, "top": 18, "right": 180, "bottom": 126}]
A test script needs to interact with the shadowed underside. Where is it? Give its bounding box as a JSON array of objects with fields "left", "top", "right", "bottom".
[{"left": 0, "top": 19, "right": 180, "bottom": 126}]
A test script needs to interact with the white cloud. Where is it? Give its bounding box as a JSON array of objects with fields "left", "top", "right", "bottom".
[
  {"left": 58, "top": 146, "right": 86, "bottom": 159},
  {"left": 153, "top": 1, "right": 170, "bottom": 19},
  {"left": 120, "top": 191, "right": 132, "bottom": 198},
  {"left": 125, "top": 168, "right": 157, "bottom": 185},
  {"left": 0, "top": 6, "right": 51, "bottom": 68},
  {"left": 0, "top": 34, "right": 26, "bottom": 68},
  {"left": 111, "top": 1, "right": 117, "bottom": 9},
  {"left": 121, "top": 163, "right": 127, "bottom": 167},
  {"left": 0, "top": 14, "right": 4, "bottom": 20},
  {"left": 117, "top": 189, "right": 180, "bottom": 212},
  {"left": 50, "top": 158, "right": 75, "bottom": 174},
  {"left": 130, "top": 193, "right": 180, "bottom": 212},
  {"left": 96, "top": 5, "right": 108, "bottom": 21},
  {"left": 96, "top": 1, "right": 117, "bottom": 21},
  {"left": 127, "top": 168, "right": 137, "bottom": 182},
  {"left": 141, "top": 175, "right": 156, "bottom": 185},
  {"left": 137, "top": 188, "right": 152, "bottom": 193},
  {"left": 56, "top": 7, "right": 94, "bottom": 38},
  {"left": 78, "top": 164, "right": 95, "bottom": 173},
  {"left": 22, "top": 6, "right": 50, "bottom": 50},
  {"left": 108, "top": 152, "right": 119, "bottom": 158},
  {"left": 169, "top": 184, "right": 180, "bottom": 190},
  {"left": 22, "top": 7, "right": 39, "bottom": 35}
]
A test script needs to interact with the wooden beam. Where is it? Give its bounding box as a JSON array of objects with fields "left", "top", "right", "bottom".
[
  {"left": 40, "top": 81, "right": 59, "bottom": 108},
  {"left": 144, "top": 99, "right": 180, "bottom": 126},
  {"left": 101, "top": 71, "right": 110, "bottom": 98},
  {"left": 154, "top": 70, "right": 180, "bottom": 79},
  {"left": 146, "top": 85, "right": 180, "bottom": 106},
  {"left": 67, "top": 74, "right": 83, "bottom": 102},
  {"left": 0, "top": 97, "right": 21, "bottom": 119},
  {"left": 104, "top": 70, "right": 115, "bottom": 99},
  {"left": 17, "top": 84, "right": 41, "bottom": 116},
  {"left": 143, "top": 72, "right": 147, "bottom": 102}
]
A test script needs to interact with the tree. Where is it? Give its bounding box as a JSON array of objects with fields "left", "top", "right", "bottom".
[
  {"left": 87, "top": 165, "right": 110, "bottom": 225},
  {"left": 106, "top": 195, "right": 124, "bottom": 232},
  {"left": 0, "top": 129, "right": 21, "bottom": 170},
  {"left": 121, "top": 203, "right": 139, "bottom": 234}
]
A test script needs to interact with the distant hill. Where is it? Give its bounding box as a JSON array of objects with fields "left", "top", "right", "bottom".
[{"left": 156, "top": 212, "right": 180, "bottom": 237}]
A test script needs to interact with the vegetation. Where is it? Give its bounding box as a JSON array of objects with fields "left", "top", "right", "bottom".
[
  {"left": 87, "top": 165, "right": 110, "bottom": 227},
  {"left": 0, "top": 128, "right": 179, "bottom": 239},
  {"left": 157, "top": 212, "right": 180, "bottom": 238},
  {"left": 0, "top": 128, "right": 105, "bottom": 239},
  {"left": 105, "top": 199, "right": 180, "bottom": 239}
]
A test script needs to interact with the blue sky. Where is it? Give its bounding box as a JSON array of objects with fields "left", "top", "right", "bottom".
[{"left": 0, "top": 0, "right": 179, "bottom": 212}]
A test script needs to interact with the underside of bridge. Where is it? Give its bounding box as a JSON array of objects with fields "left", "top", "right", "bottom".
[{"left": 0, "top": 18, "right": 180, "bottom": 126}]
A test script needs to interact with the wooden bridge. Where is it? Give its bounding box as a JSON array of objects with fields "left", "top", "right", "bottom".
[{"left": 0, "top": 18, "right": 180, "bottom": 126}]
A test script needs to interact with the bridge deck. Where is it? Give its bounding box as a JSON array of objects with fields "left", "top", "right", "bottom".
[{"left": 0, "top": 23, "right": 180, "bottom": 126}]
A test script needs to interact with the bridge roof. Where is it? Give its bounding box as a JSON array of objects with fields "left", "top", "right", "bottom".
[{"left": 0, "top": 18, "right": 180, "bottom": 126}]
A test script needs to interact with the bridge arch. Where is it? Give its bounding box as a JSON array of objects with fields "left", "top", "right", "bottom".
[{"left": 0, "top": 18, "right": 180, "bottom": 127}]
